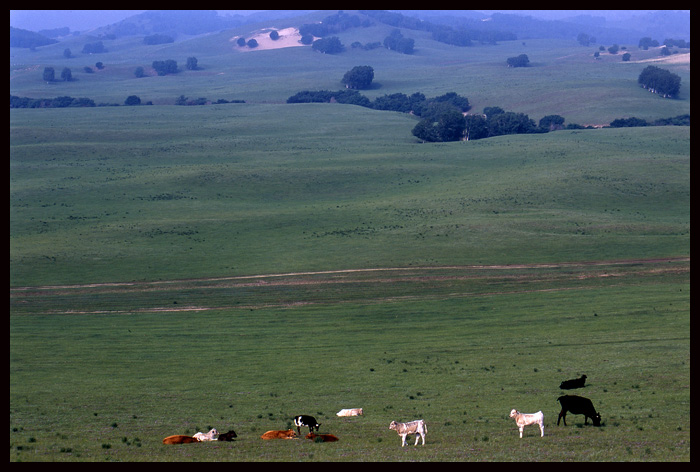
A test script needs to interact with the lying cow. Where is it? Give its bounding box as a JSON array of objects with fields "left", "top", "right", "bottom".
[
  {"left": 217, "top": 430, "right": 238, "bottom": 441},
  {"left": 336, "top": 408, "right": 363, "bottom": 417},
  {"left": 293, "top": 415, "right": 320, "bottom": 434},
  {"left": 389, "top": 419, "right": 427, "bottom": 446},
  {"left": 509, "top": 409, "right": 545, "bottom": 438},
  {"left": 560, "top": 374, "right": 587, "bottom": 390},
  {"left": 557, "top": 395, "right": 601, "bottom": 426},
  {"left": 306, "top": 433, "right": 339, "bottom": 442},
  {"left": 261, "top": 429, "right": 297, "bottom": 440},
  {"left": 192, "top": 428, "right": 218, "bottom": 441},
  {"left": 162, "top": 434, "right": 200, "bottom": 445}
]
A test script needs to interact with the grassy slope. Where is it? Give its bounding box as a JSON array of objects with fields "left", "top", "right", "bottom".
[{"left": 10, "top": 104, "right": 689, "bottom": 286}]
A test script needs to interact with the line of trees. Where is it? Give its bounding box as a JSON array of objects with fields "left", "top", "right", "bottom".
[
  {"left": 638, "top": 65, "right": 681, "bottom": 98},
  {"left": 10, "top": 93, "right": 245, "bottom": 108},
  {"left": 287, "top": 89, "right": 470, "bottom": 117},
  {"left": 10, "top": 95, "right": 96, "bottom": 108}
]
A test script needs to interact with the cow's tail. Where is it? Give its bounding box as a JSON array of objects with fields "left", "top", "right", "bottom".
[{"left": 422, "top": 420, "right": 427, "bottom": 433}]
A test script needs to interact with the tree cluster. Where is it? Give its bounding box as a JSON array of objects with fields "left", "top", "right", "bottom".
[
  {"left": 506, "top": 54, "right": 529, "bottom": 67},
  {"left": 415, "top": 106, "right": 541, "bottom": 142},
  {"left": 638, "top": 65, "right": 681, "bottom": 98},
  {"left": 610, "top": 114, "right": 689, "bottom": 128},
  {"left": 42, "top": 66, "right": 75, "bottom": 82},
  {"left": 383, "top": 29, "right": 415, "bottom": 54},
  {"left": 152, "top": 59, "right": 178, "bottom": 76},
  {"left": 10, "top": 95, "right": 95, "bottom": 108},
  {"left": 577, "top": 33, "right": 596, "bottom": 46},
  {"left": 312, "top": 37, "right": 344, "bottom": 54},
  {"left": 341, "top": 66, "right": 375, "bottom": 89},
  {"left": 299, "top": 11, "right": 370, "bottom": 38},
  {"left": 81, "top": 41, "right": 106, "bottom": 54}
]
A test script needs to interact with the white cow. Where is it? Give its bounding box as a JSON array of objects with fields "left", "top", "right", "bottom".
[
  {"left": 509, "top": 409, "right": 544, "bottom": 438},
  {"left": 389, "top": 419, "right": 427, "bottom": 446},
  {"left": 336, "top": 408, "right": 363, "bottom": 417},
  {"left": 192, "top": 428, "right": 219, "bottom": 441}
]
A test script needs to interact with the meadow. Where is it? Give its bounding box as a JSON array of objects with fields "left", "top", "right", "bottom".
[{"left": 10, "top": 13, "right": 690, "bottom": 461}]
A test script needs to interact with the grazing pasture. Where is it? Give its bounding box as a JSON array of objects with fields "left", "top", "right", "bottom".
[
  {"left": 10, "top": 260, "right": 689, "bottom": 460},
  {"left": 9, "top": 30, "right": 689, "bottom": 460}
]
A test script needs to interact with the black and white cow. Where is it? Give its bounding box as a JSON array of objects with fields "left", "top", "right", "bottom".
[
  {"left": 557, "top": 395, "right": 602, "bottom": 426},
  {"left": 293, "top": 415, "right": 320, "bottom": 434}
]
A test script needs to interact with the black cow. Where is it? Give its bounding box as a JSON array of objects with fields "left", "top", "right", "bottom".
[
  {"left": 557, "top": 395, "right": 601, "bottom": 426},
  {"left": 293, "top": 415, "right": 320, "bottom": 434},
  {"left": 560, "top": 374, "right": 587, "bottom": 390},
  {"left": 217, "top": 430, "right": 238, "bottom": 441}
]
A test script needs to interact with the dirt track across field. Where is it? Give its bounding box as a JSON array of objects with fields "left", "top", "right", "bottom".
[{"left": 10, "top": 257, "right": 689, "bottom": 316}]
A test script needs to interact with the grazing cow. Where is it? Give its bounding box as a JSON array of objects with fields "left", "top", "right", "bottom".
[
  {"left": 217, "top": 430, "right": 238, "bottom": 441},
  {"left": 389, "top": 419, "right": 427, "bottom": 447},
  {"left": 293, "top": 415, "right": 320, "bottom": 434},
  {"left": 336, "top": 408, "right": 363, "bottom": 417},
  {"left": 509, "top": 409, "right": 545, "bottom": 438},
  {"left": 560, "top": 374, "right": 587, "bottom": 390},
  {"left": 306, "top": 433, "right": 339, "bottom": 442},
  {"left": 260, "top": 429, "right": 298, "bottom": 440},
  {"left": 162, "top": 434, "right": 200, "bottom": 445},
  {"left": 192, "top": 428, "right": 219, "bottom": 441},
  {"left": 557, "top": 395, "right": 601, "bottom": 426}
]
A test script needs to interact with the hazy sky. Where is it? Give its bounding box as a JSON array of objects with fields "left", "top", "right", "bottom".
[
  {"left": 9, "top": 10, "right": 265, "bottom": 32},
  {"left": 9, "top": 10, "right": 683, "bottom": 34}
]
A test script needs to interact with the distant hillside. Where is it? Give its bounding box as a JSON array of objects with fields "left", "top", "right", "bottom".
[
  {"left": 395, "top": 10, "right": 690, "bottom": 44},
  {"left": 91, "top": 10, "right": 315, "bottom": 39},
  {"left": 10, "top": 26, "right": 57, "bottom": 48}
]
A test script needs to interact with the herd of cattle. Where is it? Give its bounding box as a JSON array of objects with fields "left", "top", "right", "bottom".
[{"left": 163, "top": 375, "right": 602, "bottom": 446}]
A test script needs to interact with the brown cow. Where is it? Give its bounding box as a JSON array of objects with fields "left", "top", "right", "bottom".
[
  {"left": 260, "top": 429, "right": 297, "bottom": 440},
  {"left": 306, "top": 433, "right": 339, "bottom": 442},
  {"left": 163, "top": 435, "right": 200, "bottom": 445}
]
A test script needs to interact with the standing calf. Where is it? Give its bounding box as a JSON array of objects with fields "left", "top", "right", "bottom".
[
  {"left": 509, "top": 409, "right": 545, "bottom": 438},
  {"left": 293, "top": 415, "right": 320, "bottom": 434},
  {"left": 389, "top": 419, "right": 427, "bottom": 446}
]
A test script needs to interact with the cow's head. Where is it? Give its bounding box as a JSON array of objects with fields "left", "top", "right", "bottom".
[
  {"left": 389, "top": 421, "right": 397, "bottom": 430},
  {"left": 592, "top": 413, "right": 602, "bottom": 426}
]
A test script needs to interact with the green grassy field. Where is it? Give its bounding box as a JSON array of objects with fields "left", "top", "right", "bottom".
[
  {"left": 9, "top": 105, "right": 690, "bottom": 286},
  {"left": 9, "top": 261, "right": 690, "bottom": 461},
  {"left": 10, "top": 14, "right": 690, "bottom": 461}
]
